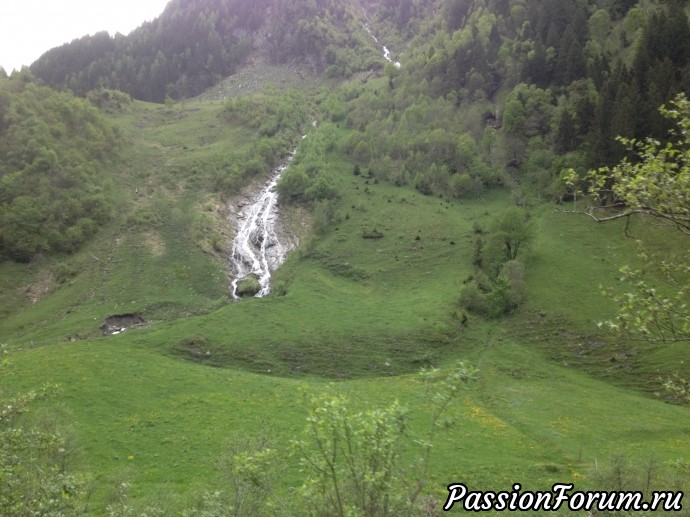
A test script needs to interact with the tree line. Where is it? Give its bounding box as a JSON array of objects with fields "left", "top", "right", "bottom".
[{"left": 30, "top": 0, "right": 386, "bottom": 103}]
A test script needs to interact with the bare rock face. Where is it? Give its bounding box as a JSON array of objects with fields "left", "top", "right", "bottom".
[{"left": 100, "top": 314, "right": 145, "bottom": 335}]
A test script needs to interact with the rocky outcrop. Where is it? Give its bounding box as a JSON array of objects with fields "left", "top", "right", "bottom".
[{"left": 100, "top": 314, "right": 145, "bottom": 336}]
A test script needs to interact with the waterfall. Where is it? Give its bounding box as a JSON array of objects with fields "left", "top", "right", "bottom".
[{"left": 229, "top": 148, "right": 297, "bottom": 299}]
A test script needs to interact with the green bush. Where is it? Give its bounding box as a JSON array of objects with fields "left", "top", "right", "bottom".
[
  {"left": 277, "top": 168, "right": 311, "bottom": 202},
  {"left": 305, "top": 175, "right": 337, "bottom": 201},
  {"left": 236, "top": 277, "right": 261, "bottom": 297},
  {"left": 53, "top": 262, "right": 77, "bottom": 284},
  {"left": 1, "top": 347, "right": 88, "bottom": 514},
  {"left": 460, "top": 260, "right": 526, "bottom": 318}
]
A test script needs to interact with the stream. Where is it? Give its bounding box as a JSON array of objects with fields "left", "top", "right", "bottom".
[
  {"left": 364, "top": 24, "right": 401, "bottom": 69},
  {"left": 229, "top": 24, "right": 398, "bottom": 299},
  {"left": 229, "top": 146, "right": 299, "bottom": 299}
]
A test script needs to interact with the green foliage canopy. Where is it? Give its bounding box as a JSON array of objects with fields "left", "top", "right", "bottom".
[
  {"left": 293, "top": 362, "right": 477, "bottom": 517},
  {"left": 31, "top": 0, "right": 384, "bottom": 102},
  {"left": 0, "top": 74, "right": 119, "bottom": 261}
]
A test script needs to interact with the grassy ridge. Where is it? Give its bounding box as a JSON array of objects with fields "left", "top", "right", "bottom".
[
  {"left": 0, "top": 101, "right": 238, "bottom": 344},
  {"left": 8, "top": 332, "right": 688, "bottom": 509}
]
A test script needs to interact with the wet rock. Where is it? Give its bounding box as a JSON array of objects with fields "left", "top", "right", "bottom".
[{"left": 100, "top": 314, "right": 145, "bottom": 336}]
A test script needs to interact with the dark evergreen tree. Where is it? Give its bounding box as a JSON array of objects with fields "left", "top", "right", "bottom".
[
  {"left": 445, "top": 0, "right": 472, "bottom": 32},
  {"left": 626, "top": 3, "right": 690, "bottom": 139},
  {"left": 522, "top": 40, "right": 553, "bottom": 88},
  {"left": 554, "top": 109, "right": 577, "bottom": 154}
]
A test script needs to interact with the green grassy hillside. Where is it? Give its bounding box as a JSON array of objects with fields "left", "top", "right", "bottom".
[
  {"left": 2, "top": 79, "right": 688, "bottom": 514},
  {"left": 3, "top": 0, "right": 690, "bottom": 513},
  {"left": 6, "top": 320, "right": 689, "bottom": 511}
]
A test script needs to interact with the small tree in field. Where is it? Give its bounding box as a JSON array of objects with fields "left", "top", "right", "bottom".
[
  {"left": 293, "top": 362, "right": 477, "bottom": 516},
  {"left": 489, "top": 206, "right": 534, "bottom": 262}
]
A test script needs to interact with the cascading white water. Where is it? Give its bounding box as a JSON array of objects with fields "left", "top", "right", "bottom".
[
  {"left": 229, "top": 148, "right": 297, "bottom": 299},
  {"left": 364, "top": 24, "right": 401, "bottom": 69}
]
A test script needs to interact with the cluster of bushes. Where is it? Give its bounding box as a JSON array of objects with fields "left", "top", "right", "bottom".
[
  {"left": 0, "top": 73, "right": 119, "bottom": 262},
  {"left": 277, "top": 122, "right": 339, "bottom": 206},
  {"left": 460, "top": 207, "right": 532, "bottom": 317},
  {"left": 213, "top": 89, "right": 309, "bottom": 196},
  {"left": 223, "top": 88, "right": 307, "bottom": 138},
  {"left": 338, "top": 87, "right": 508, "bottom": 200}
]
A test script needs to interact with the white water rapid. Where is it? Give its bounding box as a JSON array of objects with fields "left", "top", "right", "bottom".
[
  {"left": 364, "top": 24, "right": 401, "bottom": 69},
  {"left": 229, "top": 148, "right": 298, "bottom": 299}
]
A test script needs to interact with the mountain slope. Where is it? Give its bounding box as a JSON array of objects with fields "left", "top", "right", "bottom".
[
  {"left": 30, "top": 0, "right": 388, "bottom": 102},
  {"left": 1, "top": 0, "right": 688, "bottom": 513}
]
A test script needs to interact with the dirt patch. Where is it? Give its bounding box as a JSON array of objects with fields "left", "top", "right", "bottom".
[
  {"left": 100, "top": 314, "right": 146, "bottom": 336},
  {"left": 276, "top": 203, "right": 311, "bottom": 253},
  {"left": 197, "top": 58, "right": 320, "bottom": 102},
  {"left": 176, "top": 336, "right": 211, "bottom": 358},
  {"left": 173, "top": 336, "right": 223, "bottom": 366},
  {"left": 25, "top": 270, "right": 57, "bottom": 304},
  {"left": 194, "top": 194, "right": 234, "bottom": 257},
  {"left": 143, "top": 231, "right": 166, "bottom": 257}
]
